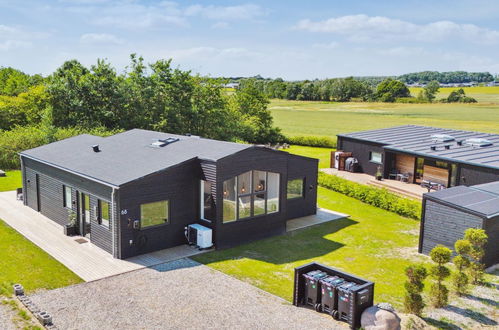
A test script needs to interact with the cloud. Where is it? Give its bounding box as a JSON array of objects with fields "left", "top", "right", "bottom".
[
  {"left": 185, "top": 4, "right": 266, "bottom": 20},
  {"left": 211, "top": 22, "right": 229, "bottom": 29},
  {"left": 295, "top": 15, "right": 499, "bottom": 44},
  {"left": 163, "top": 46, "right": 263, "bottom": 61},
  {"left": 80, "top": 33, "right": 123, "bottom": 44},
  {"left": 0, "top": 24, "right": 36, "bottom": 51},
  {"left": 312, "top": 41, "right": 339, "bottom": 49},
  {"left": 0, "top": 40, "right": 31, "bottom": 51}
]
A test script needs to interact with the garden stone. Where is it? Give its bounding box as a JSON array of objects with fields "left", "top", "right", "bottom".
[{"left": 361, "top": 303, "right": 401, "bottom": 330}]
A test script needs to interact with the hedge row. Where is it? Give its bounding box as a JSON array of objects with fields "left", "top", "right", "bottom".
[
  {"left": 318, "top": 172, "right": 421, "bottom": 220},
  {"left": 284, "top": 135, "right": 337, "bottom": 148},
  {"left": 0, "top": 125, "right": 121, "bottom": 169}
]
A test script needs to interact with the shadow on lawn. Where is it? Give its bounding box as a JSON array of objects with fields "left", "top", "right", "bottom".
[
  {"left": 444, "top": 305, "right": 497, "bottom": 326},
  {"left": 197, "top": 217, "right": 358, "bottom": 265}
]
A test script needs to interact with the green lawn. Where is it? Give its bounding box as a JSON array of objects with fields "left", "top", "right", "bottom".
[
  {"left": 286, "top": 145, "right": 334, "bottom": 169},
  {"left": 270, "top": 99, "right": 499, "bottom": 138},
  {"left": 0, "top": 219, "right": 82, "bottom": 295},
  {"left": 193, "top": 186, "right": 424, "bottom": 308},
  {"left": 0, "top": 170, "right": 22, "bottom": 192},
  {"left": 409, "top": 86, "right": 499, "bottom": 104}
]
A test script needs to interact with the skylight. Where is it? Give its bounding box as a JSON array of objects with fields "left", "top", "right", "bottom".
[
  {"left": 150, "top": 137, "right": 179, "bottom": 148},
  {"left": 464, "top": 138, "right": 493, "bottom": 147},
  {"left": 431, "top": 134, "right": 455, "bottom": 142}
]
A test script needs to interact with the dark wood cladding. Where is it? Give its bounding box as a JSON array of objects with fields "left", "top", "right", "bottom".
[
  {"left": 118, "top": 159, "right": 201, "bottom": 259},
  {"left": 482, "top": 215, "right": 499, "bottom": 267},
  {"left": 286, "top": 154, "right": 318, "bottom": 219},
  {"left": 22, "top": 157, "right": 114, "bottom": 255},
  {"left": 337, "top": 137, "right": 386, "bottom": 176},
  {"left": 215, "top": 148, "right": 318, "bottom": 249},
  {"left": 460, "top": 165, "right": 499, "bottom": 186}
]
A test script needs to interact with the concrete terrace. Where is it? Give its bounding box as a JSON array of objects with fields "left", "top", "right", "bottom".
[
  {"left": 0, "top": 191, "right": 347, "bottom": 282},
  {"left": 321, "top": 168, "right": 428, "bottom": 200}
]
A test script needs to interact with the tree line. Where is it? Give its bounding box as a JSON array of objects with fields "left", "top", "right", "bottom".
[
  {"left": 0, "top": 55, "right": 281, "bottom": 143},
  {"left": 398, "top": 71, "right": 494, "bottom": 84}
]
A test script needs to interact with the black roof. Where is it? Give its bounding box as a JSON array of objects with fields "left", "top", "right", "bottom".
[
  {"left": 338, "top": 125, "right": 499, "bottom": 170},
  {"left": 425, "top": 181, "right": 499, "bottom": 218},
  {"left": 20, "top": 129, "right": 252, "bottom": 187}
]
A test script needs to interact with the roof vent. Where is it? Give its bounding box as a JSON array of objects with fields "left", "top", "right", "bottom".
[
  {"left": 150, "top": 137, "right": 179, "bottom": 148},
  {"left": 444, "top": 145, "right": 451, "bottom": 150},
  {"left": 430, "top": 146, "right": 437, "bottom": 151},
  {"left": 464, "top": 138, "right": 493, "bottom": 148},
  {"left": 92, "top": 145, "right": 100, "bottom": 152},
  {"left": 431, "top": 134, "right": 455, "bottom": 142}
]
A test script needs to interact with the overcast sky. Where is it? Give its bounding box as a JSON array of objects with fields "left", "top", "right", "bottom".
[{"left": 1, "top": 0, "right": 499, "bottom": 79}]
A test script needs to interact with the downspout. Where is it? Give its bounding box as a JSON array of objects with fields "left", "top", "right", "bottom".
[
  {"left": 111, "top": 187, "right": 120, "bottom": 258},
  {"left": 19, "top": 155, "right": 27, "bottom": 206}
]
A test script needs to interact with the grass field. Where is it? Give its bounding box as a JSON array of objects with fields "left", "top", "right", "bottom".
[
  {"left": 285, "top": 145, "right": 334, "bottom": 168},
  {"left": 193, "top": 186, "right": 424, "bottom": 307},
  {"left": 0, "top": 170, "right": 22, "bottom": 192},
  {"left": 270, "top": 99, "right": 499, "bottom": 138},
  {"left": 0, "top": 219, "right": 82, "bottom": 295},
  {"left": 409, "top": 86, "right": 499, "bottom": 104}
]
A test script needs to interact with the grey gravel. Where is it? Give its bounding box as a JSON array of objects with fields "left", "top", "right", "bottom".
[
  {"left": 0, "top": 298, "right": 18, "bottom": 330},
  {"left": 30, "top": 258, "right": 346, "bottom": 330}
]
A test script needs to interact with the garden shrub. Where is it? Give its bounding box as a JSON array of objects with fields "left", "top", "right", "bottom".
[
  {"left": 464, "top": 228, "right": 488, "bottom": 284},
  {"left": 318, "top": 172, "right": 421, "bottom": 220},
  {"left": 404, "top": 264, "right": 428, "bottom": 316},
  {"left": 429, "top": 245, "right": 452, "bottom": 308},
  {"left": 0, "top": 125, "right": 121, "bottom": 169},
  {"left": 284, "top": 135, "right": 337, "bottom": 148},
  {"left": 452, "top": 239, "right": 472, "bottom": 295}
]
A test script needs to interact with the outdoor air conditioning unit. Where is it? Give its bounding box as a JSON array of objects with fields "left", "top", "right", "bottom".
[{"left": 185, "top": 224, "right": 213, "bottom": 249}]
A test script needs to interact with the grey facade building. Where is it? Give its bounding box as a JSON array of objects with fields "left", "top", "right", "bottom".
[
  {"left": 337, "top": 125, "right": 499, "bottom": 187},
  {"left": 419, "top": 182, "right": 499, "bottom": 267},
  {"left": 20, "top": 129, "right": 318, "bottom": 259}
]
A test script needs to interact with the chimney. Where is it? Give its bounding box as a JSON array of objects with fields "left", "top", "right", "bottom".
[{"left": 92, "top": 145, "right": 100, "bottom": 152}]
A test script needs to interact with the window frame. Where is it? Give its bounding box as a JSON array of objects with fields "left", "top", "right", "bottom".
[
  {"left": 369, "top": 151, "right": 383, "bottom": 164},
  {"left": 97, "top": 199, "right": 111, "bottom": 229},
  {"left": 222, "top": 170, "right": 280, "bottom": 224},
  {"left": 140, "top": 199, "right": 170, "bottom": 230},
  {"left": 63, "top": 185, "right": 72, "bottom": 209},
  {"left": 287, "top": 177, "right": 305, "bottom": 200}
]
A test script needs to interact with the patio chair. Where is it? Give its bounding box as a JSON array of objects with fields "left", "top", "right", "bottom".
[{"left": 388, "top": 169, "right": 399, "bottom": 180}]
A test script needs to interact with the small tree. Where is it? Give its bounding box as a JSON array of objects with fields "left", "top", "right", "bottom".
[
  {"left": 429, "top": 245, "right": 452, "bottom": 308},
  {"left": 423, "top": 80, "right": 440, "bottom": 103},
  {"left": 452, "top": 239, "right": 471, "bottom": 295},
  {"left": 464, "top": 228, "right": 488, "bottom": 284},
  {"left": 404, "top": 264, "right": 428, "bottom": 315}
]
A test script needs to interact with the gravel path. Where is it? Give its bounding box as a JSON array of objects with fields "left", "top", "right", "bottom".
[
  {"left": 30, "top": 258, "right": 346, "bottom": 330},
  {"left": 0, "top": 298, "right": 18, "bottom": 330}
]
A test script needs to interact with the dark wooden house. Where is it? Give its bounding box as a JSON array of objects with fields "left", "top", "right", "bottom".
[
  {"left": 337, "top": 125, "right": 499, "bottom": 188},
  {"left": 20, "top": 129, "right": 318, "bottom": 259},
  {"left": 420, "top": 181, "right": 499, "bottom": 267}
]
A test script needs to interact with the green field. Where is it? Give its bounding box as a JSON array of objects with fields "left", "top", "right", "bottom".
[
  {"left": 285, "top": 145, "right": 334, "bottom": 168},
  {"left": 194, "top": 186, "right": 424, "bottom": 307},
  {"left": 409, "top": 86, "right": 499, "bottom": 104},
  {"left": 270, "top": 99, "right": 499, "bottom": 138},
  {"left": 0, "top": 219, "right": 82, "bottom": 295},
  {"left": 0, "top": 170, "right": 21, "bottom": 192}
]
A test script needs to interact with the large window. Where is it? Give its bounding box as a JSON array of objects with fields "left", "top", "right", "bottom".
[
  {"left": 222, "top": 170, "right": 280, "bottom": 223},
  {"left": 140, "top": 200, "right": 169, "bottom": 228},
  {"left": 369, "top": 151, "right": 383, "bottom": 164},
  {"left": 201, "top": 181, "right": 215, "bottom": 221},
  {"left": 63, "top": 185, "right": 72, "bottom": 208},
  {"left": 98, "top": 200, "right": 110, "bottom": 228},
  {"left": 287, "top": 178, "right": 304, "bottom": 199}
]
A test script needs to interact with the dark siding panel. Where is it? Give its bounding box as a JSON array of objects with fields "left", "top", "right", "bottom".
[
  {"left": 286, "top": 155, "right": 318, "bottom": 219},
  {"left": 421, "top": 199, "right": 484, "bottom": 256},
  {"left": 25, "top": 168, "right": 38, "bottom": 210},
  {"left": 118, "top": 159, "right": 201, "bottom": 259},
  {"left": 338, "top": 138, "right": 386, "bottom": 176},
  {"left": 22, "top": 157, "right": 114, "bottom": 256},
  {"left": 483, "top": 216, "right": 499, "bottom": 267},
  {"left": 215, "top": 148, "right": 317, "bottom": 249},
  {"left": 459, "top": 165, "right": 499, "bottom": 186}
]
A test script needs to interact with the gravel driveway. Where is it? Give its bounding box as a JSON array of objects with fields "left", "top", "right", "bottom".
[{"left": 30, "top": 258, "right": 345, "bottom": 329}]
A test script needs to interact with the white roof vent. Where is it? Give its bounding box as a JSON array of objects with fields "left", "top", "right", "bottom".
[
  {"left": 431, "top": 134, "right": 455, "bottom": 142},
  {"left": 464, "top": 138, "right": 493, "bottom": 147}
]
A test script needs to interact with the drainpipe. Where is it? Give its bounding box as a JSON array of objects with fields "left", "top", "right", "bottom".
[{"left": 111, "top": 187, "right": 119, "bottom": 259}]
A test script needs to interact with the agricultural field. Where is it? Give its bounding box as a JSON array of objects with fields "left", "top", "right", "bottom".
[
  {"left": 270, "top": 99, "right": 499, "bottom": 138},
  {"left": 409, "top": 86, "right": 499, "bottom": 104}
]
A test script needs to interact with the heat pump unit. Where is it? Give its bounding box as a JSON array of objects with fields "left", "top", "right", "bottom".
[{"left": 186, "top": 224, "right": 213, "bottom": 249}]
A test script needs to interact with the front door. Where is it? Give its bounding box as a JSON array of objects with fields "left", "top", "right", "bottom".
[{"left": 79, "top": 192, "right": 91, "bottom": 238}]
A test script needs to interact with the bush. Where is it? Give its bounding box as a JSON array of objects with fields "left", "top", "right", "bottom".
[
  {"left": 0, "top": 125, "right": 121, "bottom": 169},
  {"left": 404, "top": 264, "right": 428, "bottom": 316},
  {"left": 464, "top": 228, "right": 488, "bottom": 284},
  {"left": 284, "top": 135, "right": 337, "bottom": 148},
  {"left": 429, "top": 245, "right": 452, "bottom": 308},
  {"left": 318, "top": 172, "right": 421, "bottom": 219},
  {"left": 452, "top": 239, "right": 472, "bottom": 295}
]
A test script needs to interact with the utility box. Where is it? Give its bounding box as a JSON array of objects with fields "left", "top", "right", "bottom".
[
  {"left": 303, "top": 270, "right": 328, "bottom": 310},
  {"left": 293, "top": 262, "right": 374, "bottom": 329},
  {"left": 186, "top": 224, "right": 213, "bottom": 249}
]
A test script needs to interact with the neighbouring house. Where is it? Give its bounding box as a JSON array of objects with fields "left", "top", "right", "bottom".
[
  {"left": 419, "top": 181, "right": 499, "bottom": 267},
  {"left": 20, "top": 129, "right": 318, "bottom": 259},
  {"left": 337, "top": 125, "right": 499, "bottom": 188}
]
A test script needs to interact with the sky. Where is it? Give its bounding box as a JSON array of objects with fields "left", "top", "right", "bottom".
[{"left": 1, "top": 0, "right": 499, "bottom": 80}]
